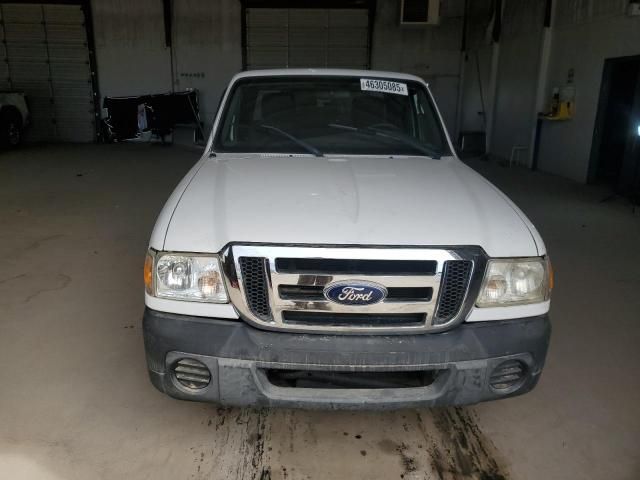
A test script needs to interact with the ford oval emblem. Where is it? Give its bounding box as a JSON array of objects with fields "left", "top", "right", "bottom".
[{"left": 323, "top": 281, "right": 388, "bottom": 306}]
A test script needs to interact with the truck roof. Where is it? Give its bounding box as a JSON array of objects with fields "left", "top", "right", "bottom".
[{"left": 231, "top": 68, "right": 426, "bottom": 84}]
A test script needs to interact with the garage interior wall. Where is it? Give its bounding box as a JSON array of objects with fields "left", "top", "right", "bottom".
[
  {"left": 489, "top": 0, "right": 545, "bottom": 164},
  {"left": 91, "top": 0, "right": 172, "bottom": 99},
  {"left": 0, "top": 2, "right": 95, "bottom": 142},
  {"left": 92, "top": 0, "right": 241, "bottom": 131},
  {"left": 90, "top": 0, "right": 472, "bottom": 138},
  {"left": 458, "top": 1, "right": 493, "bottom": 135},
  {"left": 371, "top": 0, "right": 466, "bottom": 131},
  {"left": 244, "top": 7, "right": 371, "bottom": 70},
  {"left": 86, "top": 0, "right": 640, "bottom": 184},
  {"left": 171, "top": 0, "right": 241, "bottom": 128},
  {"left": 536, "top": 0, "right": 640, "bottom": 182},
  {"left": 461, "top": 0, "right": 640, "bottom": 182}
]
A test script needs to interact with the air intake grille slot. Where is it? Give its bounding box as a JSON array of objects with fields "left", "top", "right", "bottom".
[
  {"left": 275, "top": 258, "right": 437, "bottom": 275},
  {"left": 434, "top": 260, "right": 472, "bottom": 324},
  {"left": 282, "top": 311, "right": 425, "bottom": 327},
  {"left": 490, "top": 360, "right": 527, "bottom": 390},
  {"left": 173, "top": 358, "right": 211, "bottom": 389},
  {"left": 265, "top": 369, "right": 438, "bottom": 389},
  {"left": 278, "top": 285, "right": 432, "bottom": 302},
  {"left": 239, "top": 257, "right": 271, "bottom": 321}
]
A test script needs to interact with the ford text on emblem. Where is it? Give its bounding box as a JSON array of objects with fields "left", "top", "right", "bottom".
[{"left": 323, "top": 281, "right": 388, "bottom": 306}]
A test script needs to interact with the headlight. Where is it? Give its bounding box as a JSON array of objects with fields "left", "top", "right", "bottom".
[
  {"left": 476, "top": 257, "right": 551, "bottom": 307},
  {"left": 146, "top": 251, "right": 228, "bottom": 303}
]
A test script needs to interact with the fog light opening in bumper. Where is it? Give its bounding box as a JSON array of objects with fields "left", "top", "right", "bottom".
[
  {"left": 172, "top": 358, "right": 211, "bottom": 390},
  {"left": 489, "top": 360, "right": 527, "bottom": 393}
]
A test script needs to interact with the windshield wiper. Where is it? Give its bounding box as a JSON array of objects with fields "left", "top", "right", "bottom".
[
  {"left": 328, "top": 123, "right": 441, "bottom": 159},
  {"left": 259, "top": 124, "right": 323, "bottom": 157}
]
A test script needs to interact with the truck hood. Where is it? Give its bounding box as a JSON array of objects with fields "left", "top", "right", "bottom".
[{"left": 161, "top": 154, "right": 542, "bottom": 257}]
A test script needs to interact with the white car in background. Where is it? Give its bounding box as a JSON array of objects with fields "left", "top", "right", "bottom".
[
  {"left": 0, "top": 92, "right": 28, "bottom": 147},
  {"left": 142, "top": 69, "right": 552, "bottom": 409}
]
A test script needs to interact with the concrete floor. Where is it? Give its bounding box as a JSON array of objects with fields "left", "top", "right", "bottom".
[{"left": 0, "top": 144, "right": 638, "bottom": 480}]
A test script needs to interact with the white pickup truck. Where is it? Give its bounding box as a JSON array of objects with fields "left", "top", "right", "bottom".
[{"left": 143, "top": 69, "right": 552, "bottom": 409}]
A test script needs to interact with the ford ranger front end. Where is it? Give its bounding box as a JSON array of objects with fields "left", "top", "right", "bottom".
[{"left": 142, "top": 69, "right": 551, "bottom": 409}]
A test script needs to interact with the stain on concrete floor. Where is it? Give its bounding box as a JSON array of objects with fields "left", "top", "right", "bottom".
[{"left": 183, "top": 406, "right": 509, "bottom": 480}]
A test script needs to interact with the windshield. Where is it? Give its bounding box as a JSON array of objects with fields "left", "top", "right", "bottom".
[{"left": 213, "top": 76, "right": 450, "bottom": 157}]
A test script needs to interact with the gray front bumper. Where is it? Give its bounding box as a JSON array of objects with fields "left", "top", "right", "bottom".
[{"left": 143, "top": 308, "right": 550, "bottom": 410}]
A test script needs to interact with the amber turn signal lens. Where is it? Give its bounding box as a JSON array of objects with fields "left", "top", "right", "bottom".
[
  {"left": 548, "top": 258, "right": 554, "bottom": 292},
  {"left": 144, "top": 253, "right": 153, "bottom": 294}
]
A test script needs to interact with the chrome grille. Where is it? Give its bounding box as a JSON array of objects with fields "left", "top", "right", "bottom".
[{"left": 225, "top": 245, "right": 484, "bottom": 334}]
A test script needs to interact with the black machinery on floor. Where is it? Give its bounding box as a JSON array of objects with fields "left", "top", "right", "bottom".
[{"left": 102, "top": 89, "right": 205, "bottom": 144}]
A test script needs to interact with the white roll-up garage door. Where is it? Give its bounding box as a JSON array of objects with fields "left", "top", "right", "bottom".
[
  {"left": 0, "top": 3, "right": 95, "bottom": 142},
  {"left": 245, "top": 8, "right": 371, "bottom": 70}
]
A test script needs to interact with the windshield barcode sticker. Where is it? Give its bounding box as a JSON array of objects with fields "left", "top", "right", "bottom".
[{"left": 360, "top": 78, "right": 408, "bottom": 96}]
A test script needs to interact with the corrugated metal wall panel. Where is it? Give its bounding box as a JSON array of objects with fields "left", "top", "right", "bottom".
[
  {"left": 328, "top": 9, "right": 368, "bottom": 68},
  {"left": 554, "top": 0, "right": 592, "bottom": 26},
  {"left": 0, "top": 3, "right": 94, "bottom": 142},
  {"left": 246, "top": 8, "right": 288, "bottom": 69},
  {"left": 245, "top": 7, "right": 369, "bottom": 70},
  {"left": 288, "top": 9, "right": 328, "bottom": 67},
  {"left": 43, "top": 3, "right": 85, "bottom": 24},
  {"left": 0, "top": 12, "right": 8, "bottom": 90},
  {"left": 2, "top": 4, "right": 54, "bottom": 141},
  {"left": 44, "top": 4, "right": 93, "bottom": 142},
  {"left": 2, "top": 4, "right": 43, "bottom": 22}
]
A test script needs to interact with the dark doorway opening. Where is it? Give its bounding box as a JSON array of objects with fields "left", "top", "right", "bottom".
[{"left": 589, "top": 55, "right": 640, "bottom": 199}]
